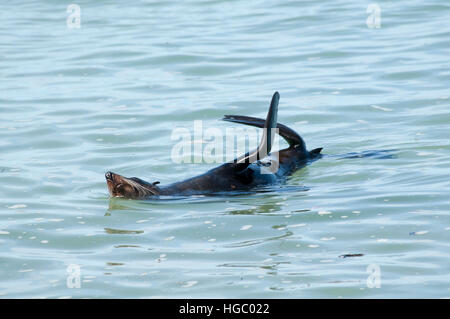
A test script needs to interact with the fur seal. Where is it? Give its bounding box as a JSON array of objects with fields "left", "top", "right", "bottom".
[{"left": 106, "top": 92, "right": 323, "bottom": 199}]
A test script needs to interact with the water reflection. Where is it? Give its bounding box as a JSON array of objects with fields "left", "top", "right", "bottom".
[{"left": 104, "top": 227, "right": 144, "bottom": 235}]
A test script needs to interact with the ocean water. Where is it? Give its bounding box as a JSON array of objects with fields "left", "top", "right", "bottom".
[{"left": 1, "top": 0, "right": 450, "bottom": 298}]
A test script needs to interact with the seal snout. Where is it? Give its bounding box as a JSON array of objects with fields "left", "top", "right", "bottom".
[{"left": 105, "top": 171, "right": 114, "bottom": 181}]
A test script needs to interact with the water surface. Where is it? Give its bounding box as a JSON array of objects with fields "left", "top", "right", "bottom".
[{"left": 1, "top": 0, "right": 450, "bottom": 298}]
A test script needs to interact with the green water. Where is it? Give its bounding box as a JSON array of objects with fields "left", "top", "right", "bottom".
[{"left": 1, "top": 0, "right": 449, "bottom": 298}]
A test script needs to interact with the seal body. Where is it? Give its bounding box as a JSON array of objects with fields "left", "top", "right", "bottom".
[{"left": 106, "top": 92, "right": 322, "bottom": 199}]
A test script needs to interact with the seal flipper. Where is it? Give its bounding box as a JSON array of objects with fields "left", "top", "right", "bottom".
[
  {"left": 309, "top": 147, "right": 323, "bottom": 159},
  {"left": 223, "top": 101, "right": 307, "bottom": 152},
  {"left": 223, "top": 115, "right": 306, "bottom": 150},
  {"left": 231, "top": 91, "right": 279, "bottom": 168}
]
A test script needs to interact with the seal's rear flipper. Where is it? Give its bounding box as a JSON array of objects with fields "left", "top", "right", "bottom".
[
  {"left": 231, "top": 92, "right": 279, "bottom": 168},
  {"left": 308, "top": 147, "right": 323, "bottom": 160},
  {"left": 309, "top": 147, "right": 323, "bottom": 156}
]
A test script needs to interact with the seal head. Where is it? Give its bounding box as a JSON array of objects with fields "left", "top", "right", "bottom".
[{"left": 105, "top": 171, "right": 160, "bottom": 199}]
